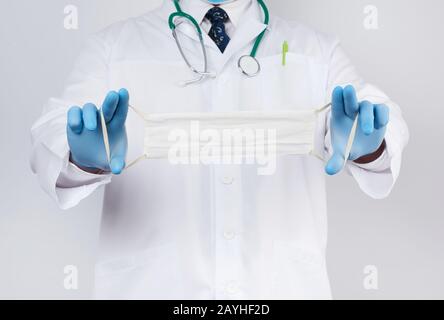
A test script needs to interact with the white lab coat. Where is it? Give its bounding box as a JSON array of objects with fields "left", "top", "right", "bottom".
[{"left": 30, "top": 0, "right": 409, "bottom": 300}]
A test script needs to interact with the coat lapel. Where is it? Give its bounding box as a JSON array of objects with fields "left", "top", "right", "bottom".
[
  {"left": 214, "top": 17, "right": 268, "bottom": 74},
  {"left": 174, "top": 19, "right": 219, "bottom": 53}
]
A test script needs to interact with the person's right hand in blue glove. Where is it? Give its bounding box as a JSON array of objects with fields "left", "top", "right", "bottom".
[{"left": 67, "top": 89, "right": 129, "bottom": 175}]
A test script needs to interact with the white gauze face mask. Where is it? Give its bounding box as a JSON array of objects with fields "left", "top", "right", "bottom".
[{"left": 99, "top": 104, "right": 357, "bottom": 176}]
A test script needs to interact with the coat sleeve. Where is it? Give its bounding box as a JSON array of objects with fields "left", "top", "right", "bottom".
[
  {"left": 323, "top": 38, "right": 409, "bottom": 199},
  {"left": 30, "top": 31, "right": 116, "bottom": 210}
]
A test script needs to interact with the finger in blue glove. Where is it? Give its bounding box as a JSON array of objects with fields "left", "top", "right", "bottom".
[
  {"left": 325, "top": 85, "right": 389, "bottom": 176},
  {"left": 67, "top": 88, "right": 129, "bottom": 175}
]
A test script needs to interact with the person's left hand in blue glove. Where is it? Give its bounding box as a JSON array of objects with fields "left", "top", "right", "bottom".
[{"left": 325, "top": 85, "right": 390, "bottom": 175}]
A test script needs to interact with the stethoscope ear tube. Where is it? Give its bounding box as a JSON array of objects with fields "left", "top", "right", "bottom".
[{"left": 171, "top": 19, "right": 212, "bottom": 86}]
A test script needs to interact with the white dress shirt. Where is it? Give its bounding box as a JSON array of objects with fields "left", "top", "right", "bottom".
[{"left": 199, "top": 0, "right": 251, "bottom": 37}]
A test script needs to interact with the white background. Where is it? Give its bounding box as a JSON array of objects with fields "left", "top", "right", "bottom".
[{"left": 0, "top": 0, "right": 443, "bottom": 299}]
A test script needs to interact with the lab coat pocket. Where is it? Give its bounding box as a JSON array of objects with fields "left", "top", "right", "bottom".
[
  {"left": 271, "top": 241, "right": 331, "bottom": 300},
  {"left": 258, "top": 53, "right": 329, "bottom": 110},
  {"left": 94, "top": 243, "right": 181, "bottom": 299}
]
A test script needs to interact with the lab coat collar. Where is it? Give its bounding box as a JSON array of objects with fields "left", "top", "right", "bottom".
[
  {"left": 222, "top": 0, "right": 252, "bottom": 28},
  {"left": 180, "top": 0, "right": 212, "bottom": 29},
  {"left": 157, "top": 0, "right": 219, "bottom": 51}
]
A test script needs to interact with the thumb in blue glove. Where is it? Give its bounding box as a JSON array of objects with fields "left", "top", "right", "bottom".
[
  {"left": 67, "top": 88, "right": 129, "bottom": 175},
  {"left": 325, "top": 85, "right": 389, "bottom": 175}
]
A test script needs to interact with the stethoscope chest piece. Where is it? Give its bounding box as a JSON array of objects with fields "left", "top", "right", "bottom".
[{"left": 238, "top": 55, "right": 261, "bottom": 78}]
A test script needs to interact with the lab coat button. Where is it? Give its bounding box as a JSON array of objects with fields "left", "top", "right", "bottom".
[
  {"left": 221, "top": 176, "right": 235, "bottom": 185},
  {"left": 223, "top": 231, "right": 236, "bottom": 240},
  {"left": 225, "top": 282, "right": 239, "bottom": 295}
]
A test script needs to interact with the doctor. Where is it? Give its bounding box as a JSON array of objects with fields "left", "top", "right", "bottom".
[{"left": 31, "top": 0, "right": 408, "bottom": 299}]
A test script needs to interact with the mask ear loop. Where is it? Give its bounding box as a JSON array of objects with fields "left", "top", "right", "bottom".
[
  {"left": 343, "top": 114, "right": 359, "bottom": 165},
  {"left": 99, "top": 104, "right": 149, "bottom": 173},
  {"left": 99, "top": 107, "right": 111, "bottom": 165},
  {"left": 310, "top": 102, "right": 359, "bottom": 168}
]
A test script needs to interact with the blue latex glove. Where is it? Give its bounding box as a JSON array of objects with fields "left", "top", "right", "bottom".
[
  {"left": 67, "top": 89, "right": 129, "bottom": 175},
  {"left": 325, "top": 85, "right": 390, "bottom": 175}
]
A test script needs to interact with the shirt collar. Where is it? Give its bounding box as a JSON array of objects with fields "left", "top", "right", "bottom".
[{"left": 180, "top": 0, "right": 253, "bottom": 27}]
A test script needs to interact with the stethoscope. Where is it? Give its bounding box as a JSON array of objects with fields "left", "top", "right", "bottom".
[{"left": 168, "top": 0, "right": 270, "bottom": 86}]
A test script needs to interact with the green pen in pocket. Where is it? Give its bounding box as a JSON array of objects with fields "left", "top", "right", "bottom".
[{"left": 282, "top": 41, "right": 289, "bottom": 66}]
